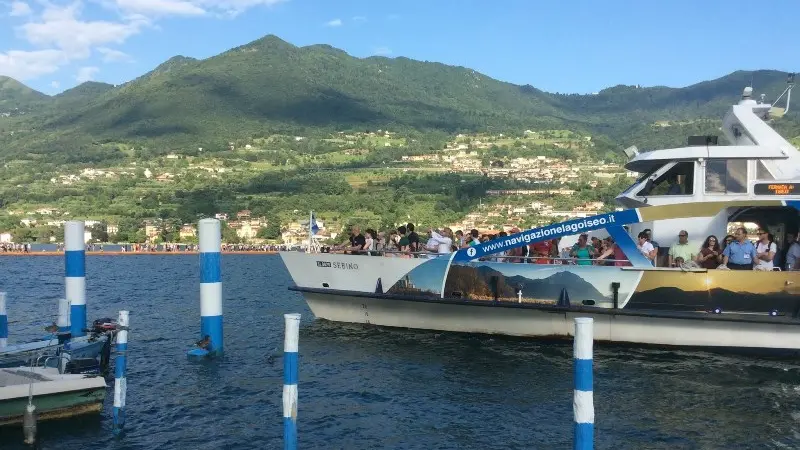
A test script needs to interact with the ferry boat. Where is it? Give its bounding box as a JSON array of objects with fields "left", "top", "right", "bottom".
[{"left": 280, "top": 77, "right": 800, "bottom": 352}]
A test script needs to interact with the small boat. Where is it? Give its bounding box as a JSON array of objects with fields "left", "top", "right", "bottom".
[
  {"left": 0, "top": 366, "right": 107, "bottom": 426},
  {"left": 281, "top": 77, "right": 800, "bottom": 352},
  {"left": 0, "top": 319, "right": 115, "bottom": 374}
]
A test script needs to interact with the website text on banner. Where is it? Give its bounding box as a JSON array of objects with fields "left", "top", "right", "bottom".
[{"left": 451, "top": 209, "right": 642, "bottom": 263}]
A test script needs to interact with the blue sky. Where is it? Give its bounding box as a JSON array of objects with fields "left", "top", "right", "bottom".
[{"left": 1, "top": 0, "right": 798, "bottom": 95}]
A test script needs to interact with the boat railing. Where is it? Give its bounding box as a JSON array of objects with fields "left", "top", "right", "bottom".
[
  {"left": 38, "top": 353, "right": 70, "bottom": 371},
  {"left": 316, "top": 248, "right": 633, "bottom": 264},
  {"left": 0, "top": 340, "right": 63, "bottom": 368}
]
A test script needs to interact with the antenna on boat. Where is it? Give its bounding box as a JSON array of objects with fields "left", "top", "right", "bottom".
[{"left": 771, "top": 72, "right": 795, "bottom": 115}]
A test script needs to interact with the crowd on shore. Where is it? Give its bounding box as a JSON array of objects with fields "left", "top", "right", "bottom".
[
  {"left": 0, "top": 242, "right": 290, "bottom": 253},
  {"left": 0, "top": 243, "right": 32, "bottom": 253}
]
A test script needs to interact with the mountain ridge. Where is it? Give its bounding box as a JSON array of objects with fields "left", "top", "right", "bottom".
[{"left": 0, "top": 34, "right": 797, "bottom": 161}]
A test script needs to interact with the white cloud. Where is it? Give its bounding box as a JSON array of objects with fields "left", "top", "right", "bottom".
[
  {"left": 97, "top": 47, "right": 134, "bottom": 62},
  {"left": 373, "top": 46, "right": 392, "bottom": 56},
  {"left": 9, "top": 1, "right": 32, "bottom": 16},
  {"left": 19, "top": 2, "right": 146, "bottom": 59},
  {"left": 75, "top": 66, "right": 99, "bottom": 82},
  {"left": 191, "top": 0, "right": 287, "bottom": 17},
  {"left": 114, "top": 0, "right": 205, "bottom": 17},
  {"left": 0, "top": 49, "right": 69, "bottom": 80},
  {"left": 50, "top": 80, "right": 60, "bottom": 89},
  {"left": 0, "top": 0, "right": 285, "bottom": 81},
  {"left": 325, "top": 18, "right": 341, "bottom": 27}
]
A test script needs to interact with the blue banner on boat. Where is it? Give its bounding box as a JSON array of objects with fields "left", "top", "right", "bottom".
[{"left": 452, "top": 208, "right": 642, "bottom": 262}]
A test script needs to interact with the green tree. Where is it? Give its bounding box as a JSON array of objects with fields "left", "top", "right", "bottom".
[
  {"left": 221, "top": 223, "right": 241, "bottom": 244},
  {"left": 90, "top": 223, "right": 109, "bottom": 242},
  {"left": 258, "top": 217, "right": 282, "bottom": 240}
]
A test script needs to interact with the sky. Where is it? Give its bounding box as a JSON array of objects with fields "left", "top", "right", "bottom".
[{"left": 1, "top": 0, "right": 798, "bottom": 95}]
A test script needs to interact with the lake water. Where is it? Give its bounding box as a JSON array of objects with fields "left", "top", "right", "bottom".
[{"left": 0, "top": 254, "right": 799, "bottom": 449}]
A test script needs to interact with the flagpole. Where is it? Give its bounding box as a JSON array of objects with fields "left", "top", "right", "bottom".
[{"left": 308, "top": 210, "right": 313, "bottom": 253}]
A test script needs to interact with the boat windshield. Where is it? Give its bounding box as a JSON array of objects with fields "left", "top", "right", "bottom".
[{"left": 621, "top": 166, "right": 660, "bottom": 195}]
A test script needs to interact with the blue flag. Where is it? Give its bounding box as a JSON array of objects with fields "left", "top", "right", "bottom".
[{"left": 310, "top": 213, "right": 320, "bottom": 235}]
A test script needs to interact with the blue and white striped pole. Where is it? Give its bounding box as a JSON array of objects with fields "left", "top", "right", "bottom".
[
  {"left": 113, "top": 310, "right": 129, "bottom": 435},
  {"left": 57, "top": 298, "right": 70, "bottom": 345},
  {"left": 0, "top": 292, "right": 7, "bottom": 349},
  {"left": 283, "top": 313, "right": 300, "bottom": 450},
  {"left": 199, "top": 218, "right": 223, "bottom": 356},
  {"left": 65, "top": 221, "right": 86, "bottom": 338},
  {"left": 573, "top": 317, "right": 594, "bottom": 450}
]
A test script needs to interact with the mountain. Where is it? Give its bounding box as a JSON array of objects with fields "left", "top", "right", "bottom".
[
  {"left": 0, "top": 34, "right": 797, "bottom": 162},
  {"left": 0, "top": 76, "right": 48, "bottom": 112},
  {"left": 627, "top": 286, "right": 797, "bottom": 313},
  {"left": 55, "top": 81, "right": 115, "bottom": 101},
  {"left": 451, "top": 264, "right": 607, "bottom": 301}
]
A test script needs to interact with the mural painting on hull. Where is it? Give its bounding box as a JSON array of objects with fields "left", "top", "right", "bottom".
[
  {"left": 386, "top": 258, "right": 450, "bottom": 298},
  {"left": 386, "top": 259, "right": 642, "bottom": 305},
  {"left": 443, "top": 262, "right": 641, "bottom": 304},
  {"left": 627, "top": 270, "right": 800, "bottom": 314}
]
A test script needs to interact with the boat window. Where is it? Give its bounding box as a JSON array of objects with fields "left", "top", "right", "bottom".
[
  {"left": 637, "top": 162, "right": 694, "bottom": 196},
  {"left": 622, "top": 166, "right": 660, "bottom": 195},
  {"left": 756, "top": 160, "right": 775, "bottom": 180},
  {"left": 705, "top": 159, "right": 748, "bottom": 194}
]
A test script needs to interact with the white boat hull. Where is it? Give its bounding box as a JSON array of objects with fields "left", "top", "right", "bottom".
[{"left": 299, "top": 290, "right": 800, "bottom": 351}]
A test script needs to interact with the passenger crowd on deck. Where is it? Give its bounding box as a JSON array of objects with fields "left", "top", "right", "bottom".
[{"left": 329, "top": 223, "right": 800, "bottom": 271}]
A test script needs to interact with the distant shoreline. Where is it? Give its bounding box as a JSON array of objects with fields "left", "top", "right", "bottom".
[{"left": 0, "top": 251, "right": 280, "bottom": 256}]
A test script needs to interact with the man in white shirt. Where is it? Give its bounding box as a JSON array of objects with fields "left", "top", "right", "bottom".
[
  {"left": 429, "top": 228, "right": 454, "bottom": 254},
  {"left": 637, "top": 231, "right": 656, "bottom": 266},
  {"left": 755, "top": 228, "right": 777, "bottom": 271}
]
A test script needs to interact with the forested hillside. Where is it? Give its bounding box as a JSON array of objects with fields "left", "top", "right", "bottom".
[
  {"left": 0, "top": 35, "right": 797, "bottom": 243},
  {"left": 0, "top": 35, "right": 797, "bottom": 165}
]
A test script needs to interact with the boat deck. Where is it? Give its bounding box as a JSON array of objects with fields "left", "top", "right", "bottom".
[{"left": 0, "top": 369, "right": 51, "bottom": 388}]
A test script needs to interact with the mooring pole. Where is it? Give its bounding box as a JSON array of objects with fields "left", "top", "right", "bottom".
[
  {"left": 574, "top": 317, "right": 594, "bottom": 450},
  {"left": 113, "top": 310, "right": 129, "bottom": 435},
  {"left": 64, "top": 221, "right": 87, "bottom": 338},
  {"left": 0, "top": 292, "right": 7, "bottom": 349},
  {"left": 57, "top": 298, "right": 71, "bottom": 344},
  {"left": 283, "top": 313, "right": 301, "bottom": 450},
  {"left": 188, "top": 218, "right": 223, "bottom": 358}
]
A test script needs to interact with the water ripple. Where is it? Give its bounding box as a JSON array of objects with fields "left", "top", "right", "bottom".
[{"left": 0, "top": 254, "right": 797, "bottom": 449}]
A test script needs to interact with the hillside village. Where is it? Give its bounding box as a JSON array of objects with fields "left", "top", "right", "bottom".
[{"left": 0, "top": 128, "right": 637, "bottom": 247}]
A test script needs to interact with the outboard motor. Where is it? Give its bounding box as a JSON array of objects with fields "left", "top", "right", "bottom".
[
  {"left": 92, "top": 317, "right": 116, "bottom": 333},
  {"left": 64, "top": 358, "right": 101, "bottom": 374}
]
